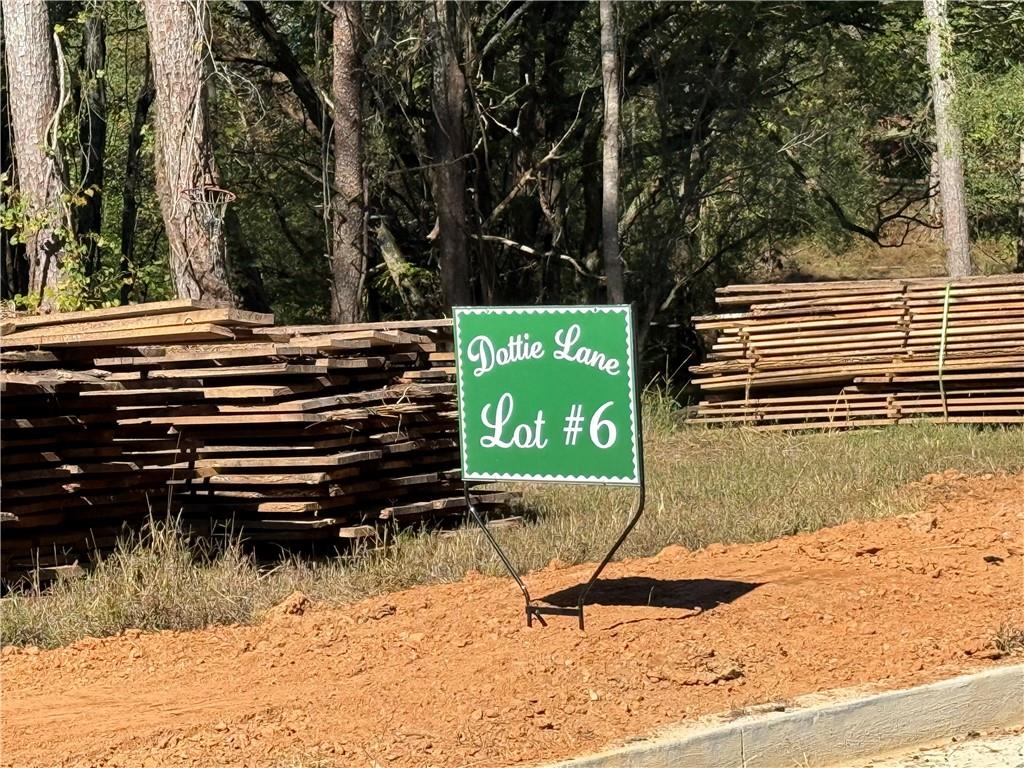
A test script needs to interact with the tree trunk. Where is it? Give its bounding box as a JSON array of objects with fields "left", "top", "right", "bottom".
[
  {"left": 329, "top": 0, "right": 366, "bottom": 323},
  {"left": 579, "top": 123, "right": 602, "bottom": 302},
  {"left": 3, "top": 0, "right": 69, "bottom": 309},
  {"left": 1, "top": 9, "right": 28, "bottom": 299},
  {"left": 600, "top": 0, "right": 623, "bottom": 303},
  {"left": 923, "top": 0, "right": 971, "bottom": 278},
  {"left": 119, "top": 48, "right": 155, "bottom": 305},
  {"left": 427, "top": 0, "right": 472, "bottom": 309},
  {"left": 1017, "top": 138, "right": 1024, "bottom": 274},
  {"left": 142, "top": 0, "right": 235, "bottom": 304},
  {"left": 223, "top": 206, "right": 272, "bottom": 313},
  {"left": 927, "top": 143, "right": 940, "bottom": 239},
  {"left": 77, "top": 14, "right": 106, "bottom": 277},
  {"left": 377, "top": 221, "right": 426, "bottom": 313}
]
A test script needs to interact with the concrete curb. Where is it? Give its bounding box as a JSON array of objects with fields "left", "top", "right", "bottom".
[{"left": 544, "top": 665, "right": 1024, "bottom": 768}]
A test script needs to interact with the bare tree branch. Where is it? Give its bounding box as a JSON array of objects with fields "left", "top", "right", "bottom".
[
  {"left": 471, "top": 234, "right": 604, "bottom": 281},
  {"left": 768, "top": 129, "right": 938, "bottom": 248},
  {"left": 241, "top": 1, "right": 331, "bottom": 136}
]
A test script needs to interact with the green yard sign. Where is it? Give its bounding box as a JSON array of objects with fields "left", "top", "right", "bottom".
[{"left": 453, "top": 305, "right": 640, "bottom": 485}]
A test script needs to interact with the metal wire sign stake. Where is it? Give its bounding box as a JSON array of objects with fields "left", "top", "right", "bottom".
[{"left": 453, "top": 305, "right": 645, "bottom": 630}]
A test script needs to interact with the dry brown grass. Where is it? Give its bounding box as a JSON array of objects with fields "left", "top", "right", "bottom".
[
  {"left": 994, "top": 623, "right": 1024, "bottom": 656},
  {"left": 781, "top": 233, "right": 1016, "bottom": 282},
  {"left": 2, "top": 395, "right": 1021, "bottom": 649}
]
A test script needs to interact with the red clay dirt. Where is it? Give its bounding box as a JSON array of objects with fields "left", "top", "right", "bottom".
[{"left": 2, "top": 471, "right": 1022, "bottom": 768}]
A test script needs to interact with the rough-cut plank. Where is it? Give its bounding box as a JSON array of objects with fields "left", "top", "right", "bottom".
[
  {"left": 7, "top": 299, "right": 213, "bottom": 330},
  {"left": 1, "top": 323, "right": 238, "bottom": 349},
  {"left": 716, "top": 273, "right": 1023, "bottom": 295},
  {"left": 181, "top": 449, "right": 384, "bottom": 470},
  {"left": 0, "top": 350, "right": 61, "bottom": 364},
  {"left": 4, "top": 309, "right": 274, "bottom": 344},
  {"left": 269, "top": 319, "right": 452, "bottom": 334}
]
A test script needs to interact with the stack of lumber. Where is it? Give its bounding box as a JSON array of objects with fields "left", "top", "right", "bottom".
[
  {"left": 0, "top": 369, "right": 157, "bottom": 578},
  {"left": 689, "top": 274, "right": 1024, "bottom": 430},
  {"left": 0, "top": 302, "right": 268, "bottom": 578},
  {"left": 0, "top": 302, "right": 511, "bottom": 582}
]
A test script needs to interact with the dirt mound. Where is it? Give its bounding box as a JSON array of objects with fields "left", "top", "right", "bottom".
[
  {"left": 2, "top": 472, "right": 1022, "bottom": 768},
  {"left": 265, "top": 590, "right": 312, "bottom": 620}
]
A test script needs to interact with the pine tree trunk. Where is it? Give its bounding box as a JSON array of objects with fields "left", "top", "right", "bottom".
[
  {"left": 927, "top": 143, "right": 940, "bottom": 239},
  {"left": 77, "top": 14, "right": 106, "bottom": 277},
  {"left": 923, "top": 0, "right": 972, "bottom": 278},
  {"left": 329, "top": 0, "right": 366, "bottom": 323},
  {"left": 580, "top": 123, "right": 602, "bottom": 302},
  {"left": 142, "top": 0, "right": 235, "bottom": 304},
  {"left": 0, "top": 10, "right": 28, "bottom": 299},
  {"left": 3, "top": 0, "right": 68, "bottom": 309},
  {"left": 600, "top": 0, "right": 623, "bottom": 303},
  {"left": 223, "top": 206, "right": 272, "bottom": 313},
  {"left": 1017, "top": 138, "right": 1024, "bottom": 274},
  {"left": 427, "top": 0, "right": 472, "bottom": 309}
]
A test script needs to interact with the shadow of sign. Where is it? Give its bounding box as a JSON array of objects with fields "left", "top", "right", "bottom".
[{"left": 540, "top": 577, "right": 761, "bottom": 612}]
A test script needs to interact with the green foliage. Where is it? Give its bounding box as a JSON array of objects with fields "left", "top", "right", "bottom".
[
  {"left": 371, "top": 259, "right": 439, "bottom": 317},
  {"left": 957, "top": 64, "right": 1024, "bottom": 232},
  {"left": 4, "top": 1, "right": 1020, "bottom": 329},
  {"left": 947, "top": 2, "right": 1024, "bottom": 258}
]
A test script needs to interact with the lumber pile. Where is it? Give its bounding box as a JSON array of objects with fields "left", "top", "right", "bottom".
[
  {"left": 689, "top": 274, "right": 1024, "bottom": 430},
  {"left": 0, "top": 369, "right": 154, "bottom": 578},
  {"left": 0, "top": 302, "right": 511, "bottom": 582}
]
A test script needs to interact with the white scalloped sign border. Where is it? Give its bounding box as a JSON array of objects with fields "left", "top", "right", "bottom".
[{"left": 452, "top": 305, "right": 641, "bottom": 486}]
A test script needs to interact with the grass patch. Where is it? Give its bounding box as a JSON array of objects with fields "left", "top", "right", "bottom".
[
  {"left": 994, "top": 624, "right": 1024, "bottom": 656},
  {"left": 3, "top": 402, "right": 1021, "bottom": 649},
  {"left": 0, "top": 526, "right": 310, "bottom": 649},
  {"left": 781, "top": 234, "right": 1016, "bottom": 282}
]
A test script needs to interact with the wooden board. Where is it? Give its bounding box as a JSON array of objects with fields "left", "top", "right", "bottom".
[
  {"left": 1, "top": 323, "right": 238, "bottom": 349},
  {"left": 7, "top": 299, "right": 215, "bottom": 330}
]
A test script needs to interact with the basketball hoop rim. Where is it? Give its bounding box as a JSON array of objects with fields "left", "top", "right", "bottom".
[{"left": 180, "top": 185, "right": 237, "bottom": 203}]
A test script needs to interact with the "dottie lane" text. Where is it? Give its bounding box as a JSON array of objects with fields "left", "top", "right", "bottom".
[{"left": 467, "top": 323, "right": 620, "bottom": 378}]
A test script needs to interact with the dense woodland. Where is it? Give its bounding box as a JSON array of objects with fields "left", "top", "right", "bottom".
[{"left": 2, "top": 0, "right": 1023, "bottom": 373}]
